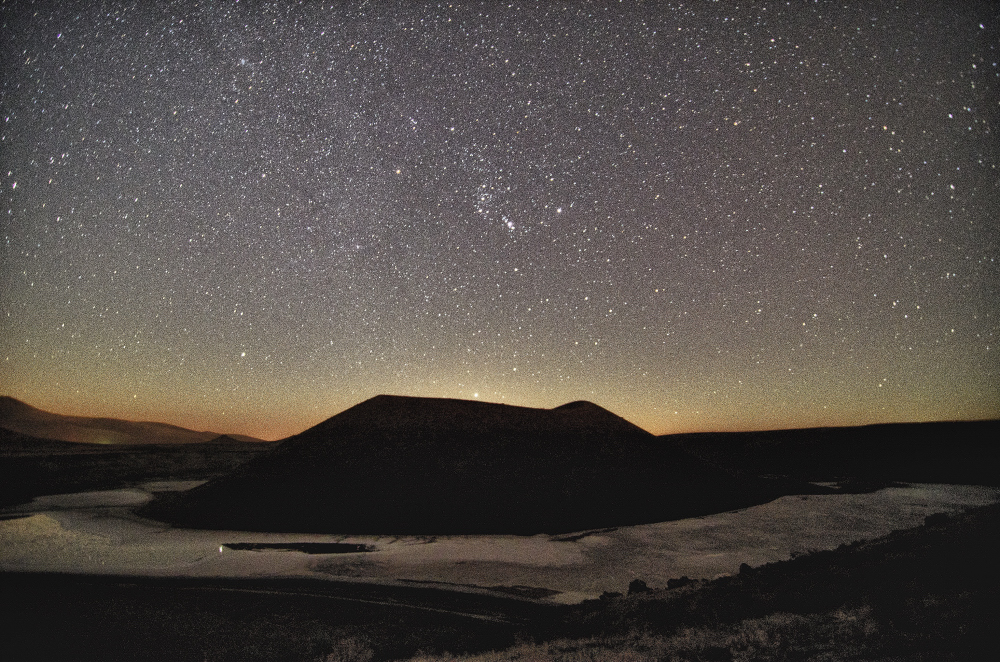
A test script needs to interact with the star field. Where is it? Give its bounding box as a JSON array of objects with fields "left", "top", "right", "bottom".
[{"left": 2, "top": 1, "right": 997, "bottom": 439}]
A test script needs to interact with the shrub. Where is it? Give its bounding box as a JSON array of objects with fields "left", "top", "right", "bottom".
[
  {"left": 628, "top": 579, "right": 651, "bottom": 595},
  {"left": 323, "top": 636, "right": 374, "bottom": 662}
]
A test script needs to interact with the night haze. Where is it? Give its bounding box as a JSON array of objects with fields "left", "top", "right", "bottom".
[{"left": 2, "top": 1, "right": 997, "bottom": 441}]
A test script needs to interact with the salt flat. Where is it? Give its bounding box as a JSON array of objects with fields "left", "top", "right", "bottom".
[{"left": 1, "top": 483, "right": 996, "bottom": 604}]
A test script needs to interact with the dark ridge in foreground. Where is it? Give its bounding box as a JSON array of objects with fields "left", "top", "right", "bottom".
[
  {"left": 0, "top": 572, "right": 563, "bottom": 662},
  {"left": 664, "top": 419, "right": 1000, "bottom": 486},
  {"left": 141, "top": 395, "right": 815, "bottom": 534},
  {"left": 554, "top": 502, "right": 1000, "bottom": 660}
]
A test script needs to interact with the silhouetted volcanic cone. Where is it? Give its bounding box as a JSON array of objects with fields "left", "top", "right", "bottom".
[{"left": 143, "top": 395, "right": 796, "bottom": 534}]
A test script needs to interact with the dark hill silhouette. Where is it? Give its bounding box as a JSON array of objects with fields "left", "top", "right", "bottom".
[
  {"left": 664, "top": 420, "right": 1000, "bottom": 487},
  {"left": 0, "top": 395, "right": 264, "bottom": 445},
  {"left": 142, "top": 395, "right": 819, "bottom": 535},
  {"left": 0, "top": 425, "right": 87, "bottom": 456}
]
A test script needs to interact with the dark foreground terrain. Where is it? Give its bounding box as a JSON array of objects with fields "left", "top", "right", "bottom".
[
  {"left": 544, "top": 502, "right": 999, "bottom": 661},
  {"left": 0, "top": 573, "right": 564, "bottom": 662},
  {"left": 3, "top": 502, "right": 997, "bottom": 661}
]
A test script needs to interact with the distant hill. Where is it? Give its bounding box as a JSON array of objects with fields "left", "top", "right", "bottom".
[
  {"left": 0, "top": 396, "right": 265, "bottom": 445},
  {"left": 663, "top": 420, "right": 1000, "bottom": 487},
  {"left": 0, "top": 425, "right": 275, "bottom": 507},
  {"left": 0, "top": 425, "right": 88, "bottom": 456},
  {"left": 142, "top": 394, "right": 819, "bottom": 535}
]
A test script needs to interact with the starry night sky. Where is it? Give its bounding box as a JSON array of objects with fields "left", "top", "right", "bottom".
[{"left": 2, "top": 1, "right": 997, "bottom": 440}]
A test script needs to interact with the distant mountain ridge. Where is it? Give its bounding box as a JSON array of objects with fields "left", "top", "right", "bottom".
[
  {"left": 143, "top": 394, "right": 812, "bottom": 535},
  {"left": 665, "top": 420, "right": 1000, "bottom": 486},
  {"left": 0, "top": 396, "right": 265, "bottom": 445}
]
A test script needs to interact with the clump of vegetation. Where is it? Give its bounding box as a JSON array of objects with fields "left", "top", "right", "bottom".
[
  {"left": 402, "top": 608, "right": 879, "bottom": 661},
  {"left": 323, "top": 636, "right": 374, "bottom": 662}
]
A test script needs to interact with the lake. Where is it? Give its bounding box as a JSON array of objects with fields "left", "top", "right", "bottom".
[{"left": 1, "top": 481, "right": 996, "bottom": 603}]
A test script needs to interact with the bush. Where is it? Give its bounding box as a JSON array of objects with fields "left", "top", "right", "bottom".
[
  {"left": 628, "top": 579, "right": 651, "bottom": 595},
  {"left": 323, "top": 636, "right": 374, "bottom": 662}
]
